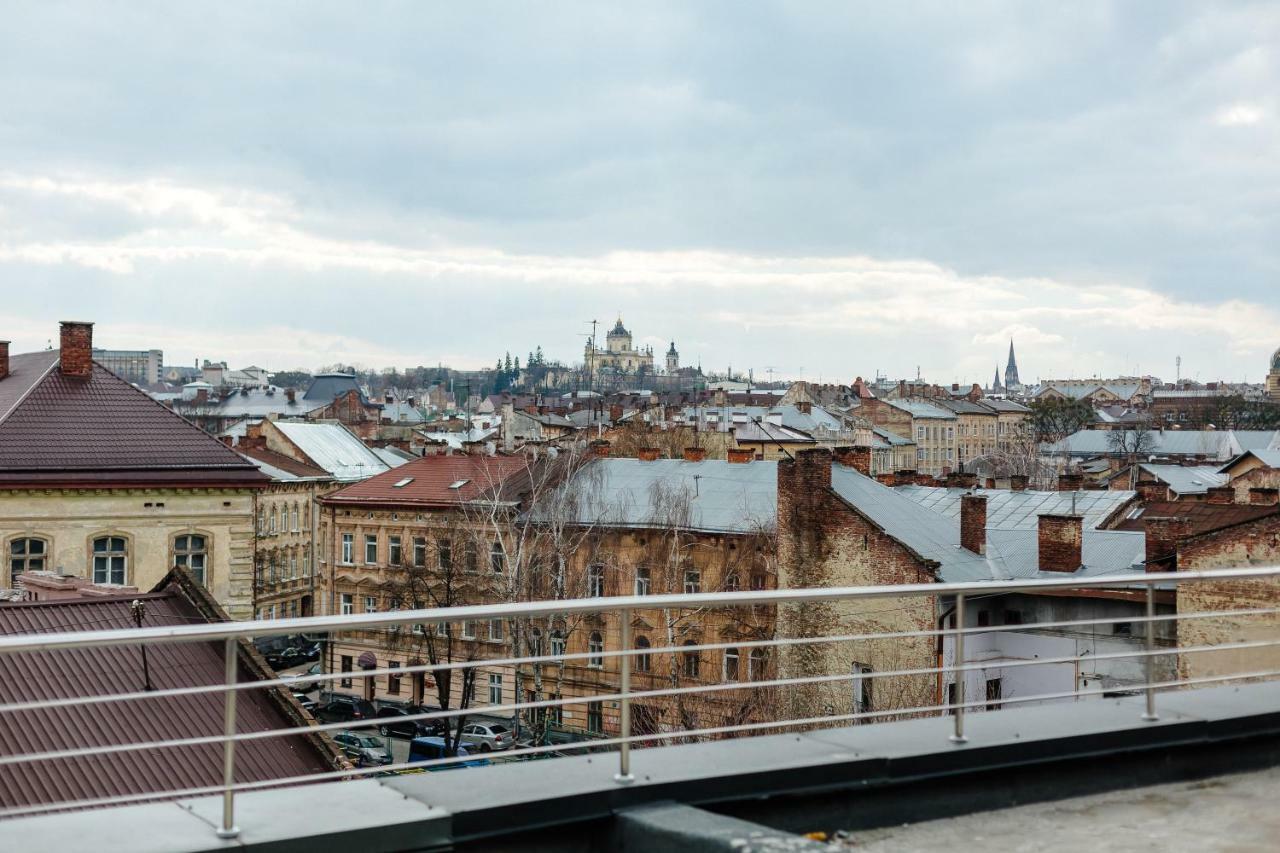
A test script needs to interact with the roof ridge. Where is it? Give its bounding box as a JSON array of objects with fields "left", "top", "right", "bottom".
[{"left": 0, "top": 351, "right": 59, "bottom": 428}]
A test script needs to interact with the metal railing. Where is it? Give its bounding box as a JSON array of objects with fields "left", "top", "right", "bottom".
[{"left": 1, "top": 566, "right": 1279, "bottom": 838}]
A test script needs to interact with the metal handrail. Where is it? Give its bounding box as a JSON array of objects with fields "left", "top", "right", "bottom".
[{"left": 1, "top": 566, "right": 1276, "bottom": 654}]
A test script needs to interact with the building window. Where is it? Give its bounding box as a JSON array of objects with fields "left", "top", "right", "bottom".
[
  {"left": 551, "top": 630, "right": 566, "bottom": 657},
  {"left": 364, "top": 534, "right": 378, "bottom": 564},
  {"left": 723, "top": 571, "right": 739, "bottom": 592},
  {"left": 682, "top": 642, "right": 700, "bottom": 679},
  {"left": 341, "top": 534, "right": 354, "bottom": 564},
  {"left": 388, "top": 661, "right": 401, "bottom": 695},
  {"left": 92, "top": 536, "right": 128, "bottom": 585},
  {"left": 466, "top": 542, "right": 479, "bottom": 573},
  {"left": 683, "top": 570, "right": 701, "bottom": 594},
  {"left": 977, "top": 610, "right": 990, "bottom": 627},
  {"left": 174, "top": 533, "right": 206, "bottom": 583},
  {"left": 340, "top": 593, "right": 353, "bottom": 615},
  {"left": 634, "top": 566, "right": 650, "bottom": 596},
  {"left": 9, "top": 537, "right": 47, "bottom": 586},
  {"left": 588, "top": 564, "right": 604, "bottom": 597},
  {"left": 291, "top": 505, "right": 300, "bottom": 532},
  {"left": 388, "top": 535, "right": 402, "bottom": 566},
  {"left": 269, "top": 507, "right": 277, "bottom": 535},
  {"left": 462, "top": 620, "right": 476, "bottom": 640},
  {"left": 340, "top": 655, "right": 353, "bottom": 688},
  {"left": 411, "top": 537, "right": 426, "bottom": 568},
  {"left": 365, "top": 595, "right": 378, "bottom": 613},
  {"left": 985, "top": 678, "right": 1003, "bottom": 711},
  {"left": 529, "top": 628, "right": 543, "bottom": 656},
  {"left": 548, "top": 693, "right": 563, "bottom": 726},
  {"left": 257, "top": 507, "right": 265, "bottom": 535},
  {"left": 852, "top": 662, "right": 873, "bottom": 716},
  {"left": 586, "top": 701, "right": 603, "bottom": 733},
  {"left": 587, "top": 632, "right": 604, "bottom": 668},
  {"left": 750, "top": 573, "right": 767, "bottom": 591},
  {"left": 635, "top": 636, "right": 651, "bottom": 672},
  {"left": 437, "top": 539, "right": 452, "bottom": 571},
  {"left": 490, "top": 540, "right": 505, "bottom": 574},
  {"left": 289, "top": 551, "right": 298, "bottom": 579},
  {"left": 488, "top": 673, "right": 503, "bottom": 705},
  {"left": 748, "top": 648, "right": 766, "bottom": 680},
  {"left": 723, "top": 648, "right": 740, "bottom": 681},
  {"left": 489, "top": 619, "right": 505, "bottom": 642}
]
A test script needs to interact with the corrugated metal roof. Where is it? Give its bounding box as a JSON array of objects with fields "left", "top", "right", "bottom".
[
  {"left": 553, "top": 458, "right": 778, "bottom": 535},
  {"left": 273, "top": 422, "right": 388, "bottom": 481},
  {"left": 0, "top": 585, "right": 337, "bottom": 812},
  {"left": 887, "top": 400, "right": 957, "bottom": 420},
  {"left": 895, "top": 484, "right": 1134, "bottom": 529},
  {"left": 1111, "top": 501, "right": 1280, "bottom": 536},
  {"left": 370, "top": 447, "right": 412, "bottom": 468},
  {"left": 1138, "top": 464, "right": 1228, "bottom": 495},
  {"left": 1049, "top": 429, "right": 1280, "bottom": 460}
]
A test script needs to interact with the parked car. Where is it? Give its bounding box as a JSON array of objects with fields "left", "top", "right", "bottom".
[
  {"left": 265, "top": 646, "right": 313, "bottom": 670},
  {"left": 291, "top": 692, "right": 318, "bottom": 714},
  {"left": 314, "top": 694, "right": 377, "bottom": 727},
  {"left": 332, "top": 731, "right": 392, "bottom": 767},
  {"left": 407, "top": 737, "right": 491, "bottom": 770},
  {"left": 459, "top": 722, "right": 514, "bottom": 752},
  {"left": 281, "top": 662, "right": 323, "bottom": 693},
  {"left": 375, "top": 705, "right": 445, "bottom": 739}
]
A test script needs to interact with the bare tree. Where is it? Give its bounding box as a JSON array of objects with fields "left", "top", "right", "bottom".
[{"left": 1107, "top": 417, "right": 1158, "bottom": 488}]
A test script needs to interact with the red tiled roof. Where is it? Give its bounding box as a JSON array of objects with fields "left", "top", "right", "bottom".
[
  {"left": 0, "top": 352, "right": 265, "bottom": 484},
  {"left": 0, "top": 577, "right": 340, "bottom": 812},
  {"left": 321, "top": 453, "right": 531, "bottom": 507},
  {"left": 1111, "top": 501, "right": 1280, "bottom": 536}
]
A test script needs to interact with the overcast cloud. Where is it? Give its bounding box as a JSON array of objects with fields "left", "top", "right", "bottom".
[{"left": 1, "top": 1, "right": 1277, "bottom": 384}]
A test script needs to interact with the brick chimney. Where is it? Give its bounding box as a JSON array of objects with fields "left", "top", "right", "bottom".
[
  {"left": 59, "top": 321, "right": 93, "bottom": 379},
  {"left": 1135, "top": 480, "right": 1167, "bottom": 502},
  {"left": 893, "top": 470, "right": 915, "bottom": 486},
  {"left": 1205, "top": 486, "right": 1235, "bottom": 505},
  {"left": 1009, "top": 475, "right": 1028, "bottom": 492},
  {"left": 1250, "top": 488, "right": 1280, "bottom": 506},
  {"left": 832, "top": 446, "right": 872, "bottom": 476},
  {"left": 286, "top": 388, "right": 296, "bottom": 404},
  {"left": 795, "top": 400, "right": 812, "bottom": 415},
  {"left": 589, "top": 440, "right": 611, "bottom": 458},
  {"left": 1057, "top": 473, "right": 1083, "bottom": 492},
  {"left": 1144, "top": 516, "right": 1191, "bottom": 572},
  {"left": 637, "top": 447, "right": 660, "bottom": 462},
  {"left": 1038, "top": 514, "right": 1083, "bottom": 573},
  {"left": 961, "top": 494, "right": 987, "bottom": 556},
  {"left": 682, "top": 447, "right": 707, "bottom": 462},
  {"left": 0, "top": 341, "right": 8, "bottom": 380},
  {"left": 875, "top": 472, "right": 895, "bottom": 485},
  {"left": 727, "top": 447, "right": 754, "bottom": 464}
]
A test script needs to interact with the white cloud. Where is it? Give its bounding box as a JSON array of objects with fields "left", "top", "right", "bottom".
[{"left": 1215, "top": 102, "right": 1266, "bottom": 126}]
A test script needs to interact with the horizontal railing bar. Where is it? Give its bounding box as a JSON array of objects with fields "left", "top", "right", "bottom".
[
  {"left": 5, "top": 604, "right": 1274, "bottom": 717},
  {"left": 5, "top": 634, "right": 1279, "bottom": 770},
  {"left": 5, "top": 665, "right": 1280, "bottom": 821},
  {"left": 2, "top": 566, "right": 1277, "bottom": 655}
]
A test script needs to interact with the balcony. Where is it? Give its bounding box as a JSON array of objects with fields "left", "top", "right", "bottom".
[{"left": 1, "top": 567, "right": 1279, "bottom": 850}]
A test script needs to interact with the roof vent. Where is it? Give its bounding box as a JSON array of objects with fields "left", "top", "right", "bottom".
[
  {"left": 393, "top": 477, "right": 414, "bottom": 488},
  {"left": 449, "top": 479, "right": 470, "bottom": 489}
]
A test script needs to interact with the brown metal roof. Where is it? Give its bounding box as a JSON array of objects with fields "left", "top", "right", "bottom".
[
  {"left": 238, "top": 446, "right": 332, "bottom": 479},
  {"left": 1111, "top": 501, "right": 1279, "bottom": 536},
  {"left": 0, "top": 352, "right": 266, "bottom": 483},
  {"left": 0, "top": 578, "right": 341, "bottom": 812},
  {"left": 321, "top": 453, "right": 532, "bottom": 507}
]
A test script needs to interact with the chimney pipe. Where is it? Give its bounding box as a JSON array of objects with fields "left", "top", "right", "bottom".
[
  {"left": 59, "top": 321, "right": 94, "bottom": 379},
  {"left": 1038, "top": 514, "right": 1083, "bottom": 573},
  {"left": 961, "top": 494, "right": 987, "bottom": 556}
]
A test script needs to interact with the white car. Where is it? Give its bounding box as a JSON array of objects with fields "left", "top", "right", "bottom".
[{"left": 459, "top": 722, "right": 514, "bottom": 752}]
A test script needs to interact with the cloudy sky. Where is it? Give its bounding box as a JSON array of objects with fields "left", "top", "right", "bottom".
[{"left": 1, "top": 2, "right": 1277, "bottom": 385}]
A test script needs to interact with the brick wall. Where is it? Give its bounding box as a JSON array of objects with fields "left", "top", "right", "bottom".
[{"left": 59, "top": 321, "right": 94, "bottom": 379}]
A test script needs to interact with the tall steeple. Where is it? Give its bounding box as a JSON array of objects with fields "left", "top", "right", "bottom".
[
  {"left": 1004, "top": 339, "right": 1021, "bottom": 390},
  {"left": 992, "top": 365, "right": 1004, "bottom": 393}
]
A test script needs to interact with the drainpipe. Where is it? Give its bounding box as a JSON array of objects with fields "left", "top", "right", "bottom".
[{"left": 936, "top": 601, "right": 957, "bottom": 708}]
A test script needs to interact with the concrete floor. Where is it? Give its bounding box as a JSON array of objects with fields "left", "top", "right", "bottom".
[{"left": 830, "top": 766, "right": 1280, "bottom": 852}]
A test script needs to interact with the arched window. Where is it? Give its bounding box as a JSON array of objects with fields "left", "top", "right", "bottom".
[
  {"left": 291, "top": 504, "right": 300, "bottom": 532},
  {"left": 682, "top": 641, "right": 700, "bottom": 679},
  {"left": 490, "top": 540, "right": 506, "bottom": 574},
  {"left": 723, "top": 648, "right": 740, "bottom": 681},
  {"left": 635, "top": 636, "right": 651, "bottom": 672},
  {"left": 588, "top": 564, "right": 604, "bottom": 597},
  {"left": 550, "top": 630, "right": 566, "bottom": 657},
  {"left": 269, "top": 506, "right": 278, "bottom": 535},
  {"left": 749, "top": 648, "right": 766, "bottom": 681},
  {"left": 173, "top": 534, "right": 208, "bottom": 586},
  {"left": 588, "top": 632, "right": 604, "bottom": 668},
  {"left": 92, "top": 536, "right": 128, "bottom": 585},
  {"left": 9, "top": 537, "right": 48, "bottom": 586}
]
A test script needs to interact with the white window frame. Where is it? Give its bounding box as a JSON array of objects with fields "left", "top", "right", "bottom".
[
  {"left": 364, "top": 534, "right": 378, "bottom": 565},
  {"left": 588, "top": 632, "right": 604, "bottom": 668},
  {"left": 340, "top": 593, "right": 354, "bottom": 616},
  {"left": 341, "top": 533, "right": 354, "bottom": 565},
  {"left": 489, "top": 619, "right": 505, "bottom": 642},
  {"left": 487, "top": 673, "right": 503, "bottom": 705}
]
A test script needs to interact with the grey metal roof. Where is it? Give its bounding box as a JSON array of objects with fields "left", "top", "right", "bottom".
[
  {"left": 381, "top": 401, "right": 426, "bottom": 423},
  {"left": 1138, "top": 464, "right": 1228, "bottom": 495},
  {"left": 1048, "top": 429, "right": 1280, "bottom": 460},
  {"left": 978, "top": 398, "right": 1031, "bottom": 413},
  {"left": 680, "top": 404, "right": 848, "bottom": 434},
  {"left": 303, "top": 373, "right": 371, "bottom": 405},
  {"left": 895, "top": 485, "right": 1134, "bottom": 530},
  {"left": 273, "top": 422, "right": 389, "bottom": 481},
  {"left": 871, "top": 426, "right": 915, "bottom": 446},
  {"left": 553, "top": 458, "right": 778, "bottom": 535},
  {"left": 887, "top": 400, "right": 957, "bottom": 420},
  {"left": 205, "top": 388, "right": 323, "bottom": 419},
  {"left": 985, "top": 529, "right": 1146, "bottom": 578},
  {"left": 370, "top": 447, "right": 412, "bottom": 468},
  {"left": 1219, "top": 449, "right": 1280, "bottom": 472}
]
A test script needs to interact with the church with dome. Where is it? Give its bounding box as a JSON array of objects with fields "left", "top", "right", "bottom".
[
  {"left": 1268, "top": 346, "right": 1280, "bottom": 401},
  {"left": 584, "top": 317, "right": 670, "bottom": 376}
]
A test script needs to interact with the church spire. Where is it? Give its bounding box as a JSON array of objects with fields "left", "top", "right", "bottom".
[
  {"left": 1004, "top": 339, "right": 1021, "bottom": 389},
  {"left": 992, "top": 365, "right": 1004, "bottom": 392}
]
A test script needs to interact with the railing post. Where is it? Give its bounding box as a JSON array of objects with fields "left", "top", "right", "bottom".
[
  {"left": 216, "top": 637, "right": 240, "bottom": 839},
  {"left": 615, "top": 607, "right": 635, "bottom": 784},
  {"left": 950, "top": 593, "right": 968, "bottom": 743},
  {"left": 1143, "top": 582, "right": 1159, "bottom": 722}
]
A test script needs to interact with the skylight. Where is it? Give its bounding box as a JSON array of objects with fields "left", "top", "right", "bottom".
[
  {"left": 449, "top": 479, "right": 471, "bottom": 489},
  {"left": 393, "top": 478, "right": 414, "bottom": 488}
]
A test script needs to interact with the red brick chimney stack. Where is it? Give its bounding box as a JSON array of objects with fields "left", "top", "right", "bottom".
[
  {"left": 960, "top": 494, "right": 987, "bottom": 556},
  {"left": 1205, "top": 486, "right": 1235, "bottom": 505},
  {"left": 682, "top": 447, "right": 707, "bottom": 462},
  {"left": 832, "top": 446, "right": 872, "bottom": 476},
  {"left": 59, "top": 321, "right": 94, "bottom": 379},
  {"left": 1009, "top": 475, "right": 1028, "bottom": 492},
  {"left": 637, "top": 447, "right": 660, "bottom": 462},
  {"left": 1038, "top": 514, "right": 1083, "bottom": 572},
  {"left": 726, "top": 448, "right": 754, "bottom": 464},
  {"left": 1250, "top": 488, "right": 1280, "bottom": 506},
  {"left": 0, "top": 341, "right": 8, "bottom": 381},
  {"left": 1144, "top": 516, "right": 1191, "bottom": 572}
]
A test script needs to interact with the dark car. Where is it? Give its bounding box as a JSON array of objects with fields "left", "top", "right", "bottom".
[
  {"left": 375, "top": 705, "right": 445, "bottom": 739},
  {"left": 266, "top": 646, "right": 310, "bottom": 670},
  {"left": 407, "top": 737, "right": 491, "bottom": 771},
  {"left": 315, "top": 694, "right": 377, "bottom": 727}
]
